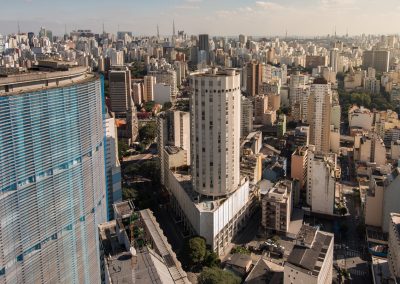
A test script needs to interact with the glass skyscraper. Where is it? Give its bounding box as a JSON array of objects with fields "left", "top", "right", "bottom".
[{"left": 0, "top": 67, "right": 107, "bottom": 283}]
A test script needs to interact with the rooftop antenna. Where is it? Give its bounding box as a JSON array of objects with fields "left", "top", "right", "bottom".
[
  {"left": 157, "top": 24, "right": 160, "bottom": 38},
  {"left": 285, "top": 28, "right": 287, "bottom": 40},
  {"left": 17, "top": 21, "right": 20, "bottom": 34},
  {"left": 64, "top": 24, "right": 67, "bottom": 35},
  {"left": 334, "top": 26, "right": 337, "bottom": 39},
  {"left": 173, "top": 19, "right": 176, "bottom": 36},
  {"left": 102, "top": 22, "right": 105, "bottom": 34}
]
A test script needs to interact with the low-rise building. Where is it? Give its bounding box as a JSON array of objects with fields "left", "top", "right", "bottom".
[
  {"left": 284, "top": 225, "right": 334, "bottom": 284},
  {"left": 98, "top": 201, "right": 190, "bottom": 284}
]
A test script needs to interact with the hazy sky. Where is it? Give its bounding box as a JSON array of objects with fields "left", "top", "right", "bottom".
[{"left": 1, "top": 0, "right": 400, "bottom": 36}]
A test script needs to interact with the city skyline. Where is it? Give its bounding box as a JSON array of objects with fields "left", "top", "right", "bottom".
[{"left": 2, "top": 0, "right": 400, "bottom": 36}]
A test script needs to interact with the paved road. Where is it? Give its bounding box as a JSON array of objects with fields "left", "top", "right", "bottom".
[{"left": 334, "top": 186, "right": 371, "bottom": 284}]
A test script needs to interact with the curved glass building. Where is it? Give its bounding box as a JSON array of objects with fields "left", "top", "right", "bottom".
[{"left": 0, "top": 65, "right": 107, "bottom": 283}]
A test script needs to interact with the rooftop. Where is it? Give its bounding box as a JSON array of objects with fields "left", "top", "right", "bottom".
[
  {"left": 190, "top": 67, "right": 240, "bottom": 78},
  {"left": 0, "top": 65, "right": 93, "bottom": 95},
  {"left": 99, "top": 207, "right": 190, "bottom": 284},
  {"left": 391, "top": 213, "right": 400, "bottom": 236},
  {"left": 244, "top": 258, "right": 284, "bottom": 284},
  {"left": 287, "top": 228, "right": 333, "bottom": 276},
  {"left": 113, "top": 200, "right": 135, "bottom": 219}
]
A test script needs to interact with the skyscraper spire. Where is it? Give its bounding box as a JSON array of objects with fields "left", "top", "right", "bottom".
[
  {"left": 17, "top": 20, "right": 20, "bottom": 34},
  {"left": 157, "top": 24, "right": 160, "bottom": 38},
  {"left": 173, "top": 19, "right": 176, "bottom": 36},
  {"left": 102, "top": 22, "right": 105, "bottom": 34}
]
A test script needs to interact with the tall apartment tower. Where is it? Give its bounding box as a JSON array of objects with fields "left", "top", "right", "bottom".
[
  {"left": 157, "top": 110, "right": 191, "bottom": 186},
  {"left": 362, "top": 49, "right": 390, "bottom": 72},
  {"left": 109, "top": 66, "right": 132, "bottom": 115},
  {"left": 143, "top": 75, "right": 156, "bottom": 102},
  {"left": 329, "top": 48, "right": 339, "bottom": 72},
  {"left": 241, "top": 96, "right": 253, "bottom": 137},
  {"left": 109, "top": 66, "right": 138, "bottom": 143},
  {"left": 198, "top": 34, "right": 209, "bottom": 52},
  {"left": 0, "top": 67, "right": 107, "bottom": 283},
  {"left": 307, "top": 78, "right": 332, "bottom": 153},
  {"left": 190, "top": 68, "right": 241, "bottom": 197},
  {"left": 246, "top": 61, "right": 262, "bottom": 96},
  {"left": 105, "top": 111, "right": 122, "bottom": 219}
]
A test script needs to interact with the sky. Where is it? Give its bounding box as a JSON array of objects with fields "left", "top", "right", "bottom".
[{"left": 1, "top": 0, "right": 400, "bottom": 36}]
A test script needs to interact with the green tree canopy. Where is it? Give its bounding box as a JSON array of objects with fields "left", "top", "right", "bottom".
[
  {"left": 139, "top": 122, "right": 157, "bottom": 144},
  {"left": 186, "top": 237, "right": 207, "bottom": 265},
  {"left": 230, "top": 246, "right": 251, "bottom": 255},
  {"left": 198, "top": 267, "right": 241, "bottom": 284},
  {"left": 203, "top": 251, "right": 220, "bottom": 268}
]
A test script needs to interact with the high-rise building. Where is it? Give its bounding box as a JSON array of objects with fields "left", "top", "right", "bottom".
[
  {"left": 109, "top": 66, "right": 132, "bottom": 115},
  {"left": 0, "top": 66, "right": 107, "bottom": 283},
  {"left": 0, "top": 34, "right": 4, "bottom": 54},
  {"left": 291, "top": 146, "right": 308, "bottom": 189},
  {"left": 148, "top": 69, "right": 178, "bottom": 101},
  {"left": 329, "top": 48, "right": 339, "bottom": 72},
  {"left": 246, "top": 61, "right": 262, "bottom": 96},
  {"left": 362, "top": 49, "right": 390, "bottom": 73},
  {"left": 307, "top": 79, "right": 332, "bottom": 153},
  {"left": 157, "top": 109, "right": 191, "bottom": 187},
  {"left": 109, "top": 66, "right": 138, "bottom": 143},
  {"left": 239, "top": 34, "right": 247, "bottom": 45},
  {"left": 105, "top": 111, "right": 122, "bottom": 219},
  {"left": 198, "top": 34, "right": 209, "bottom": 52},
  {"left": 388, "top": 213, "right": 400, "bottom": 280},
  {"left": 254, "top": 95, "right": 269, "bottom": 124},
  {"left": 241, "top": 96, "right": 253, "bottom": 137},
  {"left": 307, "top": 148, "right": 338, "bottom": 216},
  {"left": 261, "top": 180, "right": 292, "bottom": 234},
  {"left": 143, "top": 75, "right": 156, "bottom": 102},
  {"left": 132, "top": 82, "right": 143, "bottom": 105},
  {"left": 190, "top": 68, "right": 241, "bottom": 197}
]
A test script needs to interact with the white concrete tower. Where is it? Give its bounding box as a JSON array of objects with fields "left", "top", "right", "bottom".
[{"left": 190, "top": 68, "right": 241, "bottom": 197}]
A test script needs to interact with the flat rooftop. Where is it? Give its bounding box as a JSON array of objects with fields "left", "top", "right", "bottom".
[
  {"left": 113, "top": 200, "right": 135, "bottom": 218},
  {"left": 171, "top": 170, "right": 250, "bottom": 213},
  {"left": 0, "top": 66, "right": 94, "bottom": 95}
]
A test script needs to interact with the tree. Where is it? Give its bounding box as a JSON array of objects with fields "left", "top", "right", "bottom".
[
  {"left": 203, "top": 250, "right": 220, "bottom": 268},
  {"left": 118, "top": 140, "right": 129, "bottom": 159},
  {"left": 339, "top": 206, "right": 348, "bottom": 216},
  {"left": 139, "top": 122, "right": 157, "bottom": 144},
  {"left": 230, "top": 246, "right": 251, "bottom": 255},
  {"left": 271, "top": 235, "right": 281, "bottom": 243},
  {"left": 163, "top": 102, "right": 173, "bottom": 111},
  {"left": 185, "top": 237, "right": 207, "bottom": 266},
  {"left": 198, "top": 267, "right": 241, "bottom": 284}
]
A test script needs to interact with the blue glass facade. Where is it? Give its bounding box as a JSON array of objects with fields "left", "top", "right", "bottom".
[{"left": 0, "top": 76, "right": 107, "bottom": 283}]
